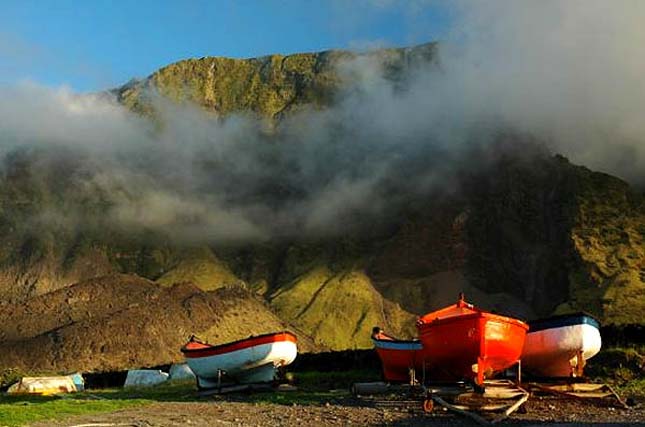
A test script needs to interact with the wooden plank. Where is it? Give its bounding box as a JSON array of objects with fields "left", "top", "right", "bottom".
[
  {"left": 491, "top": 392, "right": 529, "bottom": 424},
  {"left": 483, "top": 389, "right": 526, "bottom": 399},
  {"left": 604, "top": 384, "right": 630, "bottom": 409},
  {"left": 276, "top": 384, "right": 298, "bottom": 392},
  {"left": 450, "top": 403, "right": 512, "bottom": 412},
  {"left": 571, "top": 383, "right": 608, "bottom": 392},
  {"left": 545, "top": 383, "right": 605, "bottom": 392},
  {"left": 566, "top": 392, "right": 612, "bottom": 398},
  {"left": 431, "top": 395, "right": 490, "bottom": 426},
  {"left": 484, "top": 382, "right": 514, "bottom": 386},
  {"left": 420, "top": 380, "right": 530, "bottom": 425},
  {"left": 527, "top": 382, "right": 629, "bottom": 409}
]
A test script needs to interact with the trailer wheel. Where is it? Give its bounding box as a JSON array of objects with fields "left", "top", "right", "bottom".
[{"left": 423, "top": 398, "right": 434, "bottom": 413}]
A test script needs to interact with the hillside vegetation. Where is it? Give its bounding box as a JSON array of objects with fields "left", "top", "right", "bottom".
[
  {"left": 0, "top": 43, "right": 643, "bottom": 375},
  {"left": 116, "top": 44, "right": 436, "bottom": 119}
]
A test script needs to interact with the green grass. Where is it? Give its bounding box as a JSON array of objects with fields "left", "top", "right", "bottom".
[
  {"left": 233, "top": 369, "right": 379, "bottom": 406},
  {"left": 616, "top": 378, "right": 645, "bottom": 400},
  {"left": 0, "top": 381, "right": 196, "bottom": 427},
  {"left": 85, "top": 380, "right": 199, "bottom": 402},
  {"left": 0, "top": 395, "right": 148, "bottom": 427},
  {"left": 586, "top": 345, "right": 645, "bottom": 400},
  {"left": 0, "top": 372, "right": 374, "bottom": 427},
  {"left": 208, "top": 371, "right": 375, "bottom": 406},
  {"left": 2, "top": 361, "right": 642, "bottom": 426},
  {"left": 293, "top": 369, "right": 381, "bottom": 391}
]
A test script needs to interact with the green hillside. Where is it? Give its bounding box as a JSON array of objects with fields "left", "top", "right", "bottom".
[
  {"left": 0, "top": 43, "right": 643, "bottom": 375},
  {"left": 115, "top": 43, "right": 437, "bottom": 118}
]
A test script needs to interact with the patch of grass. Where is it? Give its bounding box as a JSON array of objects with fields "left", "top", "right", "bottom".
[
  {"left": 0, "top": 373, "right": 367, "bottom": 426},
  {"left": 0, "top": 381, "right": 197, "bottom": 426},
  {"left": 586, "top": 346, "right": 645, "bottom": 399},
  {"left": 89, "top": 380, "right": 198, "bottom": 402},
  {"left": 587, "top": 346, "right": 644, "bottom": 378},
  {"left": 294, "top": 369, "right": 381, "bottom": 391},
  {"left": 0, "top": 368, "right": 27, "bottom": 389},
  {"left": 0, "top": 396, "right": 148, "bottom": 427},
  {"left": 0, "top": 370, "right": 379, "bottom": 426},
  {"left": 226, "top": 369, "right": 379, "bottom": 406},
  {"left": 615, "top": 378, "right": 645, "bottom": 400}
]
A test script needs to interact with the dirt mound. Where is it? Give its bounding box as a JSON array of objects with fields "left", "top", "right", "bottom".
[{"left": 0, "top": 274, "right": 318, "bottom": 375}]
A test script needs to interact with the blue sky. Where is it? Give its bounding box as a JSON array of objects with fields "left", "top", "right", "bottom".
[{"left": 0, "top": 0, "right": 452, "bottom": 92}]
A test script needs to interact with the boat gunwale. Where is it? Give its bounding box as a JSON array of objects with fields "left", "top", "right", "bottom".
[
  {"left": 372, "top": 337, "right": 422, "bottom": 344},
  {"left": 371, "top": 329, "right": 421, "bottom": 345},
  {"left": 180, "top": 331, "right": 297, "bottom": 357},
  {"left": 527, "top": 312, "right": 600, "bottom": 333},
  {"left": 417, "top": 311, "right": 529, "bottom": 330},
  {"left": 371, "top": 338, "right": 423, "bottom": 350}
]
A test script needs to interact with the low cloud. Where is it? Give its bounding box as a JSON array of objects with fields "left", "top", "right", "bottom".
[{"left": 1, "top": 1, "right": 644, "bottom": 244}]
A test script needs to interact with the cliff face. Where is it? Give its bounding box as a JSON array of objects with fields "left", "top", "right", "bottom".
[
  {"left": 115, "top": 43, "right": 437, "bottom": 119},
  {"left": 223, "top": 145, "right": 644, "bottom": 328},
  {"left": 566, "top": 167, "right": 645, "bottom": 323},
  {"left": 0, "top": 43, "right": 643, "bottom": 375}
]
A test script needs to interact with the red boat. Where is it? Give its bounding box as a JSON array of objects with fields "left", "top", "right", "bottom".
[
  {"left": 416, "top": 294, "right": 528, "bottom": 386},
  {"left": 371, "top": 327, "right": 424, "bottom": 383}
]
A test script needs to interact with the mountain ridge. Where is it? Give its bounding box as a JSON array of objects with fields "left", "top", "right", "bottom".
[{"left": 0, "top": 43, "right": 643, "bottom": 376}]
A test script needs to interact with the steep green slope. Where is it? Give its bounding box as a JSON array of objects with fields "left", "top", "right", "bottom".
[
  {"left": 564, "top": 167, "right": 645, "bottom": 323},
  {"left": 0, "top": 43, "right": 643, "bottom": 379},
  {"left": 364, "top": 152, "right": 645, "bottom": 324},
  {"left": 156, "top": 246, "right": 243, "bottom": 291},
  {"left": 269, "top": 266, "right": 416, "bottom": 350},
  {"left": 113, "top": 43, "right": 643, "bottom": 326}
]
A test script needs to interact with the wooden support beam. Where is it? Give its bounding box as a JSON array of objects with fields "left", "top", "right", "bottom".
[{"left": 431, "top": 395, "right": 490, "bottom": 426}]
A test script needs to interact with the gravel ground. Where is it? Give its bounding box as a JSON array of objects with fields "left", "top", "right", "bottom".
[{"left": 30, "top": 394, "right": 645, "bottom": 427}]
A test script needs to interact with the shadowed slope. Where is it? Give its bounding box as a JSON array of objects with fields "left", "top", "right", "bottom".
[{"left": 0, "top": 274, "right": 318, "bottom": 375}]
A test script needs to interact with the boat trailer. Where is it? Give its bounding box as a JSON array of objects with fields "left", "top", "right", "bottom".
[
  {"left": 424, "top": 379, "right": 529, "bottom": 425},
  {"left": 352, "top": 377, "right": 631, "bottom": 425},
  {"left": 525, "top": 381, "right": 630, "bottom": 409},
  {"left": 352, "top": 379, "right": 529, "bottom": 425}
]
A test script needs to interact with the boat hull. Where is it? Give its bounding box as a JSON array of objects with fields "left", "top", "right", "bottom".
[
  {"left": 522, "top": 314, "right": 601, "bottom": 377},
  {"left": 417, "top": 313, "right": 527, "bottom": 385},
  {"left": 372, "top": 337, "right": 424, "bottom": 382},
  {"left": 182, "top": 332, "right": 297, "bottom": 388}
]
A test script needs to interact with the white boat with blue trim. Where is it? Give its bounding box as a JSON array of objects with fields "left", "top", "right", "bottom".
[{"left": 521, "top": 313, "right": 601, "bottom": 377}]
